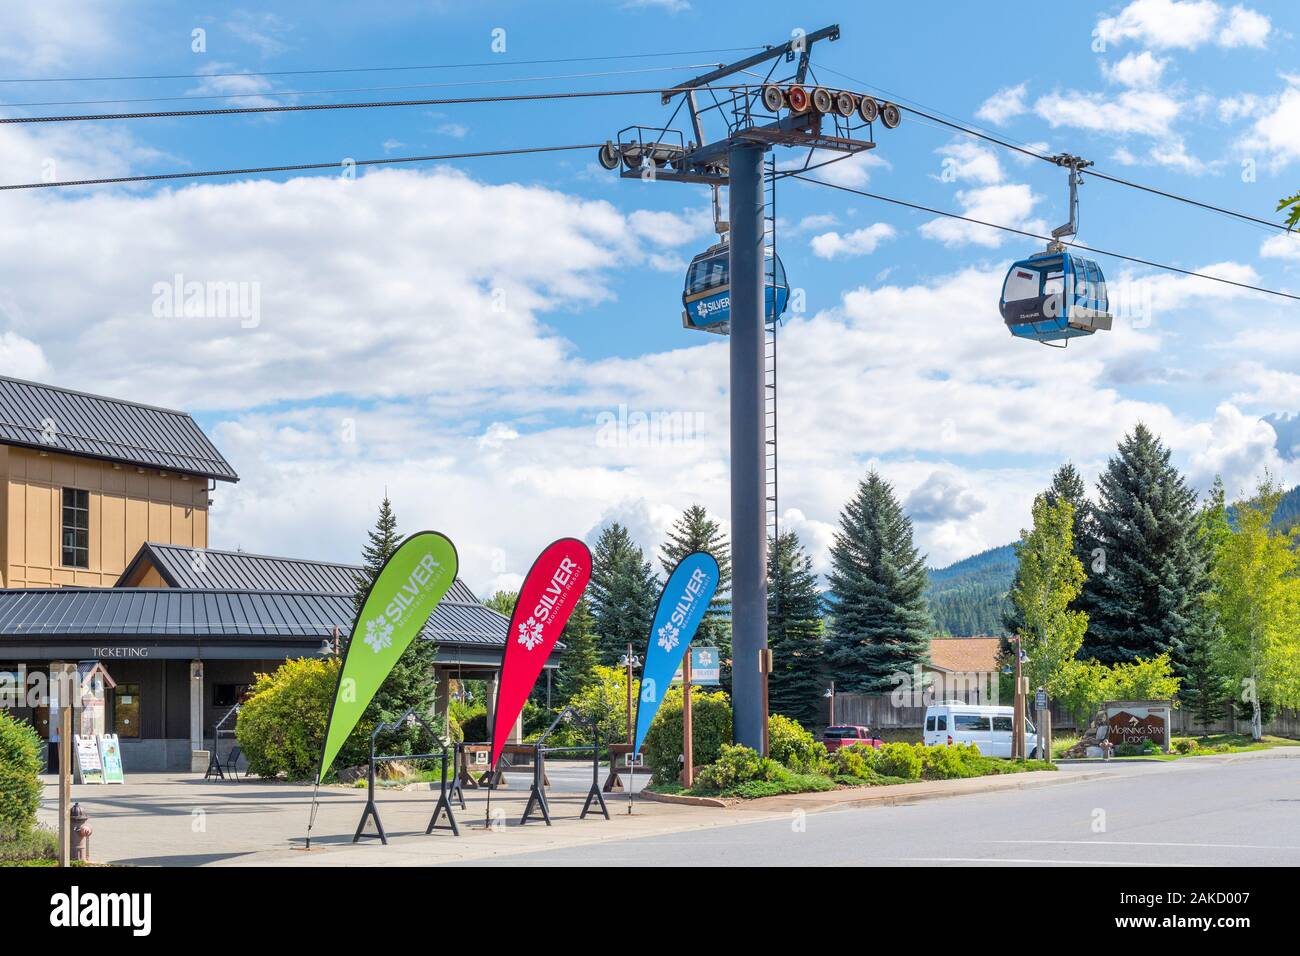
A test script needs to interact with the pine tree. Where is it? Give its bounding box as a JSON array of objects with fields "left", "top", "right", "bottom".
[
  {"left": 826, "top": 471, "right": 932, "bottom": 693},
  {"left": 349, "top": 497, "right": 437, "bottom": 752},
  {"left": 1179, "top": 479, "right": 1228, "bottom": 727},
  {"left": 555, "top": 597, "right": 600, "bottom": 704},
  {"left": 353, "top": 495, "right": 400, "bottom": 610},
  {"left": 483, "top": 590, "right": 518, "bottom": 619},
  {"left": 589, "top": 523, "right": 659, "bottom": 665},
  {"left": 1078, "top": 425, "right": 1207, "bottom": 666},
  {"left": 659, "top": 504, "right": 733, "bottom": 666},
  {"left": 767, "top": 530, "right": 825, "bottom": 726}
]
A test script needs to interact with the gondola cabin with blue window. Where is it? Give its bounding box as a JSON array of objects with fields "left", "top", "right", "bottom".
[
  {"left": 1000, "top": 250, "right": 1113, "bottom": 344},
  {"left": 682, "top": 241, "right": 789, "bottom": 334}
]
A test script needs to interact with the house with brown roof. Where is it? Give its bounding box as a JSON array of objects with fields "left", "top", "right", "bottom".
[{"left": 925, "top": 637, "right": 1002, "bottom": 704}]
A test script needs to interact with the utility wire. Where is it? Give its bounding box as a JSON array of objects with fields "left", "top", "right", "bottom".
[
  {"left": 0, "top": 143, "right": 602, "bottom": 191},
  {"left": 0, "top": 63, "right": 726, "bottom": 109},
  {"left": 792, "top": 174, "right": 1300, "bottom": 303},
  {"left": 0, "top": 47, "right": 767, "bottom": 84},
  {"left": 0, "top": 85, "right": 738, "bottom": 124},
  {"left": 817, "top": 65, "right": 1290, "bottom": 234}
]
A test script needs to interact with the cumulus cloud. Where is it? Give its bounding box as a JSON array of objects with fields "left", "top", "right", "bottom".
[
  {"left": 1033, "top": 88, "right": 1182, "bottom": 137},
  {"left": 1260, "top": 232, "right": 1300, "bottom": 261},
  {"left": 1238, "top": 78, "right": 1300, "bottom": 170},
  {"left": 1102, "top": 51, "right": 1169, "bottom": 88},
  {"left": 919, "top": 183, "right": 1043, "bottom": 248},
  {"left": 975, "top": 84, "right": 1029, "bottom": 126},
  {"left": 0, "top": 1, "right": 112, "bottom": 69},
  {"left": 904, "top": 471, "right": 987, "bottom": 523},
  {"left": 1096, "top": 0, "right": 1270, "bottom": 51},
  {"left": 810, "top": 223, "right": 896, "bottom": 259}
]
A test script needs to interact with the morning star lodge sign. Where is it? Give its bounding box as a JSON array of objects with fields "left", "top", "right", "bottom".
[
  {"left": 317, "top": 532, "right": 459, "bottom": 782},
  {"left": 491, "top": 537, "right": 592, "bottom": 768},
  {"left": 633, "top": 551, "right": 720, "bottom": 754}
]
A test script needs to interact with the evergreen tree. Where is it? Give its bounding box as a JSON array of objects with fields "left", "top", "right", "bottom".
[
  {"left": 1179, "top": 479, "right": 1228, "bottom": 726},
  {"left": 349, "top": 497, "right": 437, "bottom": 752},
  {"left": 825, "top": 471, "right": 932, "bottom": 693},
  {"left": 483, "top": 590, "right": 518, "bottom": 618},
  {"left": 659, "top": 504, "right": 733, "bottom": 666},
  {"left": 555, "top": 597, "right": 600, "bottom": 705},
  {"left": 766, "top": 530, "right": 825, "bottom": 726},
  {"left": 1078, "top": 425, "right": 1207, "bottom": 666},
  {"left": 353, "top": 495, "right": 400, "bottom": 610},
  {"left": 589, "top": 522, "right": 659, "bottom": 665}
]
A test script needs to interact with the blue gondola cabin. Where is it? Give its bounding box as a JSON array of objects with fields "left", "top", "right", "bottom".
[
  {"left": 1000, "top": 251, "right": 1112, "bottom": 343},
  {"left": 682, "top": 242, "right": 790, "bottom": 333}
]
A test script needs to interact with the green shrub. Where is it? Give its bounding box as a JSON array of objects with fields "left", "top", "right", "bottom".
[
  {"left": 919, "top": 743, "right": 977, "bottom": 780},
  {"left": 237, "top": 657, "right": 375, "bottom": 780},
  {"left": 767, "top": 714, "right": 825, "bottom": 772},
  {"left": 0, "top": 825, "right": 57, "bottom": 862},
  {"left": 0, "top": 711, "right": 43, "bottom": 837},
  {"left": 874, "top": 742, "right": 922, "bottom": 780},
  {"left": 641, "top": 687, "right": 732, "bottom": 784},
  {"left": 1171, "top": 738, "right": 1198, "bottom": 755},
  {"left": 694, "top": 744, "right": 779, "bottom": 791},
  {"left": 826, "top": 743, "right": 880, "bottom": 781},
  {"left": 729, "top": 769, "right": 836, "bottom": 798}
]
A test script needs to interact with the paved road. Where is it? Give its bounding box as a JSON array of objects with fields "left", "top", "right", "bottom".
[{"left": 471, "top": 752, "right": 1300, "bottom": 866}]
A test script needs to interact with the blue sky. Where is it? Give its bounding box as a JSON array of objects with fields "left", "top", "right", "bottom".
[{"left": 1, "top": 0, "right": 1298, "bottom": 594}]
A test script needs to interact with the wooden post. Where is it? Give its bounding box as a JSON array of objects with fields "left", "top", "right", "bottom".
[
  {"left": 1011, "top": 638, "right": 1023, "bottom": 760},
  {"left": 681, "top": 653, "right": 693, "bottom": 787},
  {"left": 1044, "top": 707, "right": 1053, "bottom": 765},
  {"left": 625, "top": 643, "right": 634, "bottom": 746},
  {"left": 58, "top": 684, "right": 72, "bottom": 868}
]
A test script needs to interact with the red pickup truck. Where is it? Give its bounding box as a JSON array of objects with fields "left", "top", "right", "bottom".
[{"left": 822, "top": 725, "right": 885, "bottom": 751}]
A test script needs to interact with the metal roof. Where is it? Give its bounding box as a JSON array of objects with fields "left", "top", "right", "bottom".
[
  {"left": 120, "top": 542, "right": 484, "bottom": 604},
  {"left": 0, "top": 586, "right": 509, "bottom": 648},
  {"left": 0, "top": 375, "right": 237, "bottom": 481}
]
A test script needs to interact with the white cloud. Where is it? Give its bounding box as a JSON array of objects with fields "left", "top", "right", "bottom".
[
  {"left": 781, "top": 149, "right": 890, "bottom": 188},
  {"left": 904, "top": 471, "right": 987, "bottom": 522},
  {"left": 1096, "top": 0, "right": 1270, "bottom": 50},
  {"left": 934, "top": 141, "right": 1004, "bottom": 185},
  {"left": 1238, "top": 80, "right": 1300, "bottom": 169},
  {"left": 810, "top": 223, "right": 896, "bottom": 259},
  {"left": 186, "top": 64, "right": 288, "bottom": 109},
  {"left": 0, "top": 1, "right": 112, "bottom": 69},
  {"left": 227, "top": 11, "right": 293, "bottom": 56},
  {"left": 919, "top": 183, "right": 1043, "bottom": 248},
  {"left": 1033, "top": 88, "right": 1182, "bottom": 137},
  {"left": 975, "top": 83, "right": 1029, "bottom": 126},
  {"left": 1102, "top": 51, "right": 1168, "bottom": 88},
  {"left": 1184, "top": 403, "right": 1292, "bottom": 498},
  {"left": 1260, "top": 232, "right": 1300, "bottom": 261}
]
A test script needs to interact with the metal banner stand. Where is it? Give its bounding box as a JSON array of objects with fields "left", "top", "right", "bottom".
[
  {"left": 204, "top": 704, "right": 240, "bottom": 780},
  {"left": 520, "top": 707, "right": 609, "bottom": 826},
  {"left": 352, "top": 708, "right": 460, "bottom": 844}
]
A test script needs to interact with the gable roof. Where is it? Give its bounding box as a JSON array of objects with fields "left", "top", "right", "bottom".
[
  {"left": 0, "top": 375, "right": 237, "bottom": 481},
  {"left": 0, "top": 586, "right": 510, "bottom": 649},
  {"left": 928, "top": 637, "right": 1002, "bottom": 673},
  {"left": 118, "top": 541, "right": 483, "bottom": 604}
]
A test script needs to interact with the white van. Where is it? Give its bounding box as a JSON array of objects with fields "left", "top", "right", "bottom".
[{"left": 922, "top": 702, "right": 1039, "bottom": 758}]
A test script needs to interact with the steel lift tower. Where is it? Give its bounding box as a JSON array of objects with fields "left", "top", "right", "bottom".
[{"left": 599, "top": 25, "right": 898, "bottom": 748}]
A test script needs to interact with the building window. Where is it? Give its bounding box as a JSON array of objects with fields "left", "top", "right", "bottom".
[
  {"left": 61, "top": 488, "right": 90, "bottom": 568},
  {"left": 113, "top": 683, "right": 140, "bottom": 738}
]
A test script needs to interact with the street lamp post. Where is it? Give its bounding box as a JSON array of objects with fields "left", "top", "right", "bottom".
[
  {"left": 824, "top": 680, "right": 836, "bottom": 727},
  {"left": 618, "top": 644, "right": 641, "bottom": 746}
]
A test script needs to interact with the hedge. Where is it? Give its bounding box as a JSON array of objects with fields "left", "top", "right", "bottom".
[{"left": 0, "top": 711, "right": 43, "bottom": 838}]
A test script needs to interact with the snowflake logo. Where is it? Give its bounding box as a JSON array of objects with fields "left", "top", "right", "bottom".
[
  {"left": 363, "top": 615, "right": 394, "bottom": 653},
  {"left": 656, "top": 622, "right": 680, "bottom": 653},
  {"left": 517, "top": 617, "right": 544, "bottom": 651}
]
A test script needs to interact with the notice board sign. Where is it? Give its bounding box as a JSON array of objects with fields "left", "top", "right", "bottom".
[
  {"left": 99, "top": 734, "right": 125, "bottom": 784},
  {"left": 73, "top": 734, "right": 104, "bottom": 784}
]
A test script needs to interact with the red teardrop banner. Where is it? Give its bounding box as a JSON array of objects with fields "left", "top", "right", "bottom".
[{"left": 491, "top": 537, "right": 592, "bottom": 767}]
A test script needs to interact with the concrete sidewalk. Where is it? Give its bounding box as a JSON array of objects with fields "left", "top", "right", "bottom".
[{"left": 37, "top": 764, "right": 1107, "bottom": 867}]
